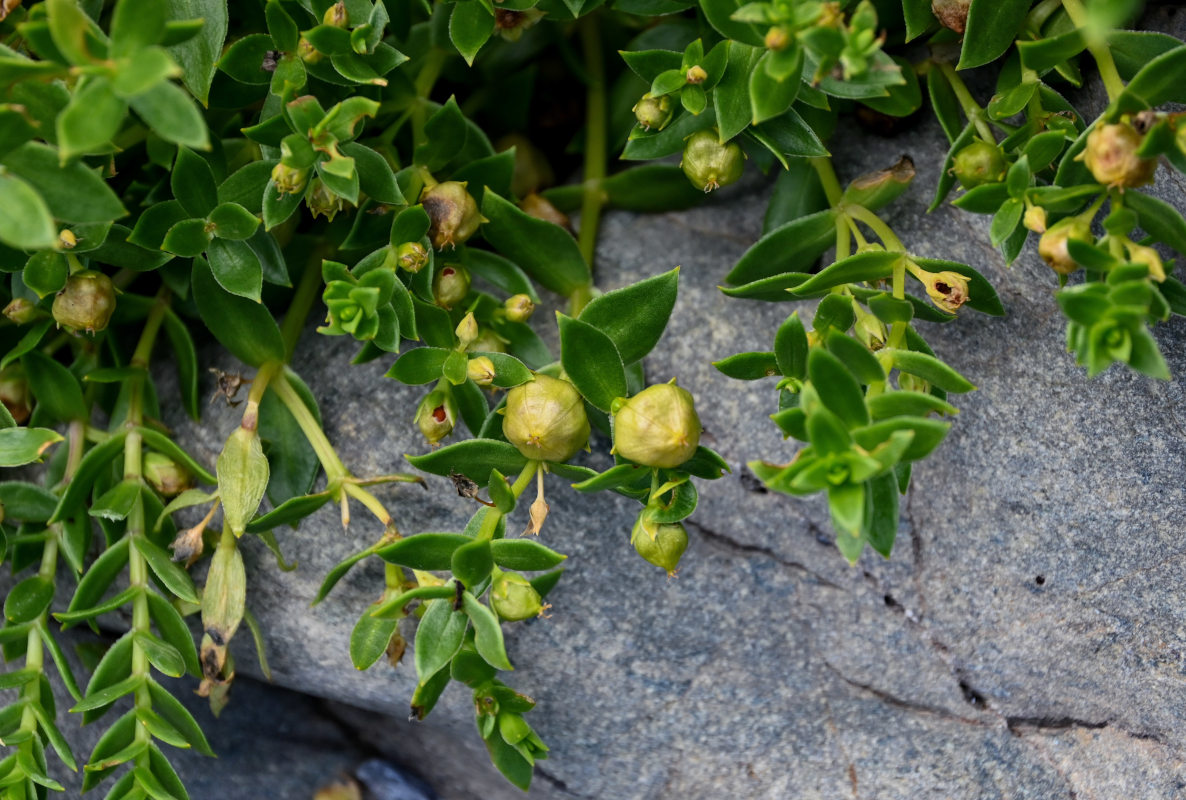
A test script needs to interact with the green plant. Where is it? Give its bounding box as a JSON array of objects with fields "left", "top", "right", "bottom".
[{"left": 0, "top": 0, "right": 1184, "bottom": 795}]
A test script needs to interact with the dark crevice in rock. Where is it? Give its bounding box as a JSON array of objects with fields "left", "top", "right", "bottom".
[
  {"left": 958, "top": 679, "right": 988, "bottom": 708},
  {"left": 1006, "top": 716, "right": 1108, "bottom": 734},
  {"left": 534, "top": 766, "right": 595, "bottom": 799},
  {"left": 686, "top": 519, "right": 844, "bottom": 590},
  {"left": 315, "top": 698, "right": 441, "bottom": 798},
  {"left": 821, "top": 660, "right": 987, "bottom": 728}
]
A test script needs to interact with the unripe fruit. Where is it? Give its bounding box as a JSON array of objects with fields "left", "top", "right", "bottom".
[
  {"left": 1038, "top": 218, "right": 1093, "bottom": 276},
  {"left": 0, "top": 366, "right": 32, "bottom": 424},
  {"left": 1084, "top": 123, "right": 1156, "bottom": 188},
  {"left": 322, "top": 2, "right": 348, "bottom": 27},
  {"left": 432, "top": 265, "right": 471, "bottom": 309},
  {"left": 422, "top": 181, "right": 482, "bottom": 249},
  {"left": 685, "top": 65, "right": 707, "bottom": 84},
  {"left": 144, "top": 453, "right": 194, "bottom": 498},
  {"left": 503, "top": 374, "right": 589, "bottom": 462},
  {"left": 271, "top": 162, "right": 310, "bottom": 195},
  {"left": 396, "top": 242, "right": 428, "bottom": 273},
  {"left": 631, "top": 515, "right": 688, "bottom": 576},
  {"left": 612, "top": 382, "right": 701, "bottom": 469},
  {"left": 52, "top": 270, "right": 115, "bottom": 334},
  {"left": 951, "top": 141, "right": 1006, "bottom": 189},
  {"left": 455, "top": 312, "right": 479, "bottom": 349},
  {"left": 306, "top": 178, "right": 346, "bottom": 220},
  {"left": 297, "top": 36, "right": 323, "bottom": 64},
  {"left": 633, "top": 94, "right": 673, "bottom": 132},
  {"left": 519, "top": 193, "right": 569, "bottom": 230},
  {"left": 931, "top": 0, "right": 970, "bottom": 33},
  {"left": 1023, "top": 205, "right": 1048, "bottom": 233},
  {"left": 415, "top": 390, "right": 457, "bottom": 445},
  {"left": 467, "top": 327, "right": 507, "bottom": 354},
  {"left": 681, "top": 129, "right": 744, "bottom": 193},
  {"left": 3, "top": 298, "right": 37, "bottom": 325},
  {"left": 1126, "top": 242, "right": 1166, "bottom": 282},
  {"left": 467, "top": 356, "right": 497, "bottom": 386},
  {"left": 765, "top": 26, "right": 790, "bottom": 51},
  {"left": 490, "top": 572, "right": 545, "bottom": 621},
  {"left": 504, "top": 294, "right": 535, "bottom": 323}
]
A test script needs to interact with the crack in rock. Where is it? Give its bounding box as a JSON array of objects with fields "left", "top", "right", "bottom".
[
  {"left": 686, "top": 519, "right": 844, "bottom": 590},
  {"left": 821, "top": 659, "right": 989, "bottom": 728}
]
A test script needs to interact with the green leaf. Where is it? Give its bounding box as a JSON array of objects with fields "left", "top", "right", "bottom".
[
  {"left": 165, "top": 0, "right": 227, "bottom": 105},
  {"left": 192, "top": 256, "right": 285, "bottom": 366},
  {"left": 825, "top": 330, "right": 885, "bottom": 384},
  {"left": 890, "top": 349, "right": 976, "bottom": 393},
  {"left": 5, "top": 575, "right": 53, "bottom": 623},
  {"left": 89, "top": 479, "right": 141, "bottom": 521},
  {"left": 480, "top": 191, "right": 591, "bottom": 296},
  {"left": 206, "top": 238, "right": 263, "bottom": 301},
  {"left": 700, "top": 0, "right": 763, "bottom": 46},
  {"left": 725, "top": 209, "right": 836, "bottom": 285},
  {"left": 134, "top": 630, "right": 185, "bottom": 678},
  {"left": 129, "top": 80, "right": 210, "bottom": 150},
  {"left": 314, "top": 546, "right": 376, "bottom": 605},
  {"left": 1126, "top": 191, "right": 1186, "bottom": 254},
  {"left": 386, "top": 347, "right": 449, "bottom": 384},
  {"left": 244, "top": 492, "right": 331, "bottom": 533},
  {"left": 790, "top": 251, "right": 901, "bottom": 296},
  {"left": 0, "top": 482, "right": 58, "bottom": 521},
  {"left": 808, "top": 347, "right": 868, "bottom": 428},
  {"left": 414, "top": 597, "right": 468, "bottom": 682},
  {"left": 828, "top": 481, "right": 865, "bottom": 541},
  {"left": 958, "top": 0, "right": 1031, "bottom": 69},
  {"left": 146, "top": 592, "right": 201, "bottom": 677},
  {"left": 449, "top": 1, "right": 493, "bottom": 66},
  {"left": 557, "top": 314, "right": 627, "bottom": 412},
  {"left": 146, "top": 678, "right": 214, "bottom": 755},
  {"left": 24, "top": 349, "right": 86, "bottom": 423},
  {"left": 715, "top": 43, "right": 763, "bottom": 140},
  {"left": 867, "top": 391, "right": 958, "bottom": 420},
  {"left": 463, "top": 593, "right": 513, "bottom": 670},
  {"left": 578, "top": 267, "right": 679, "bottom": 364},
  {"left": 712, "top": 351, "right": 780, "bottom": 380},
  {"left": 773, "top": 311, "right": 808, "bottom": 380},
  {"left": 489, "top": 539, "right": 567, "bottom": 571},
  {"left": 853, "top": 417, "right": 951, "bottom": 462},
  {"left": 207, "top": 202, "right": 259, "bottom": 240},
  {"left": 2, "top": 142, "right": 127, "bottom": 223},
  {"left": 171, "top": 147, "right": 217, "bottom": 217},
  {"left": 1120, "top": 44, "right": 1186, "bottom": 110},
  {"left": 452, "top": 539, "right": 493, "bottom": 587},
  {"left": 72, "top": 674, "right": 145, "bottom": 713},
  {"left": 350, "top": 605, "right": 399, "bottom": 670},
  {"left": 133, "top": 535, "right": 200, "bottom": 605},
  {"left": 0, "top": 172, "right": 56, "bottom": 250},
  {"left": 57, "top": 77, "right": 128, "bottom": 160},
  {"left": 65, "top": 538, "right": 131, "bottom": 626},
  {"left": 111, "top": 0, "right": 167, "bottom": 57},
  {"left": 406, "top": 438, "right": 528, "bottom": 486},
  {"left": 0, "top": 428, "right": 63, "bottom": 467},
  {"left": 377, "top": 533, "right": 472, "bottom": 570},
  {"left": 340, "top": 141, "right": 405, "bottom": 205}
]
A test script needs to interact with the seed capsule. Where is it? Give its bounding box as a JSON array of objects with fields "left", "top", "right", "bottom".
[
  {"left": 271, "top": 162, "right": 310, "bottom": 196},
  {"left": 631, "top": 515, "right": 688, "bottom": 576},
  {"left": 503, "top": 294, "right": 535, "bottom": 323},
  {"left": 415, "top": 390, "right": 457, "bottom": 445},
  {"left": 52, "top": 270, "right": 116, "bottom": 334},
  {"left": 1038, "top": 218, "right": 1093, "bottom": 276},
  {"left": 503, "top": 374, "right": 589, "bottom": 462},
  {"left": 396, "top": 241, "right": 429, "bottom": 273},
  {"left": 951, "top": 141, "right": 1006, "bottom": 189},
  {"left": 305, "top": 178, "right": 346, "bottom": 220},
  {"left": 0, "top": 366, "right": 32, "bottom": 424},
  {"left": 3, "top": 298, "right": 37, "bottom": 325},
  {"left": 432, "top": 265, "right": 471, "bottom": 309},
  {"left": 633, "top": 94, "right": 673, "bottom": 132},
  {"left": 144, "top": 453, "right": 194, "bottom": 498},
  {"left": 612, "top": 382, "right": 701, "bottom": 469},
  {"left": 467, "top": 327, "right": 507, "bottom": 354},
  {"left": 1084, "top": 123, "right": 1156, "bottom": 188},
  {"left": 217, "top": 426, "right": 269, "bottom": 538},
  {"left": 490, "top": 571, "right": 545, "bottom": 621},
  {"left": 467, "top": 356, "right": 497, "bottom": 387},
  {"left": 422, "top": 181, "right": 483, "bottom": 249},
  {"left": 681, "top": 129, "right": 744, "bottom": 193}
]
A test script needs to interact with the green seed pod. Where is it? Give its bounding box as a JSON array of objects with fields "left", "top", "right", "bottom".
[
  {"left": 322, "top": 1, "right": 348, "bottom": 27},
  {"left": 931, "top": 0, "right": 970, "bottom": 33},
  {"left": 415, "top": 390, "right": 457, "bottom": 445},
  {"left": 143, "top": 453, "right": 194, "bottom": 498},
  {"left": 633, "top": 94, "right": 673, "bottom": 132},
  {"left": 631, "top": 514, "right": 689, "bottom": 576},
  {"left": 3, "top": 298, "right": 37, "bottom": 325},
  {"left": 0, "top": 366, "right": 32, "bottom": 425},
  {"left": 422, "top": 181, "right": 483, "bottom": 249},
  {"left": 467, "top": 356, "right": 497, "bottom": 387},
  {"left": 503, "top": 374, "right": 590, "bottom": 462},
  {"left": 467, "top": 327, "right": 507, "bottom": 354},
  {"left": 52, "top": 270, "right": 116, "bottom": 334},
  {"left": 271, "top": 162, "right": 310, "bottom": 196},
  {"left": 950, "top": 141, "right": 1006, "bottom": 189},
  {"left": 396, "top": 241, "right": 429, "bottom": 273},
  {"left": 1126, "top": 242, "right": 1166, "bottom": 282},
  {"left": 1038, "top": 218, "right": 1093, "bottom": 276},
  {"left": 455, "top": 312, "right": 480, "bottom": 349},
  {"left": 432, "top": 265, "right": 471, "bottom": 309},
  {"left": 612, "top": 382, "right": 701, "bottom": 469},
  {"left": 217, "top": 426, "right": 270, "bottom": 538},
  {"left": 306, "top": 177, "right": 346, "bottom": 221},
  {"left": 490, "top": 571, "right": 544, "bottom": 621},
  {"left": 681, "top": 129, "right": 744, "bottom": 193},
  {"left": 504, "top": 294, "right": 535, "bottom": 323},
  {"left": 1084, "top": 123, "right": 1156, "bottom": 188},
  {"left": 1023, "top": 205, "right": 1047, "bottom": 233}
]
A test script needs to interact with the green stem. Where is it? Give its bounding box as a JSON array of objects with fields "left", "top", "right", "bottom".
[
  {"left": 809, "top": 157, "right": 844, "bottom": 206},
  {"left": 476, "top": 461, "right": 540, "bottom": 541},
  {"left": 1060, "top": 0, "right": 1125, "bottom": 101},
  {"left": 938, "top": 62, "right": 995, "bottom": 142},
  {"left": 576, "top": 16, "right": 608, "bottom": 276},
  {"left": 280, "top": 248, "right": 331, "bottom": 362},
  {"left": 846, "top": 206, "right": 906, "bottom": 252},
  {"left": 270, "top": 372, "right": 348, "bottom": 481},
  {"left": 412, "top": 49, "right": 448, "bottom": 149}
]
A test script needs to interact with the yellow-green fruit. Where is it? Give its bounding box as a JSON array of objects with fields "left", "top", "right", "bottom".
[
  {"left": 633, "top": 94, "right": 673, "bottom": 131},
  {"left": 631, "top": 516, "right": 688, "bottom": 576},
  {"left": 1084, "top": 123, "right": 1156, "bottom": 188},
  {"left": 490, "top": 572, "right": 544, "bottom": 621},
  {"left": 52, "top": 270, "right": 116, "bottom": 334},
  {"left": 504, "top": 294, "right": 535, "bottom": 323},
  {"left": 612, "top": 382, "right": 701, "bottom": 469},
  {"left": 467, "top": 356, "right": 497, "bottom": 386},
  {"left": 432, "top": 265, "right": 471, "bottom": 309},
  {"left": 415, "top": 390, "right": 457, "bottom": 445},
  {"left": 422, "top": 181, "right": 482, "bottom": 249},
  {"left": 681, "top": 130, "right": 744, "bottom": 193},
  {"left": 0, "top": 366, "right": 31, "bottom": 424},
  {"left": 396, "top": 242, "right": 429, "bottom": 273},
  {"left": 951, "top": 141, "right": 1006, "bottom": 189},
  {"left": 466, "top": 327, "right": 507, "bottom": 354},
  {"left": 1038, "top": 218, "right": 1092, "bottom": 276},
  {"left": 503, "top": 374, "right": 589, "bottom": 462},
  {"left": 144, "top": 453, "right": 194, "bottom": 498},
  {"left": 271, "top": 162, "right": 309, "bottom": 195}
]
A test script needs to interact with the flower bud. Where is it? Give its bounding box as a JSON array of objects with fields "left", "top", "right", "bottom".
[
  {"left": 1038, "top": 217, "right": 1092, "bottom": 276},
  {"left": 322, "top": 2, "right": 348, "bottom": 27},
  {"left": 0, "top": 366, "right": 32, "bottom": 425},
  {"left": 58, "top": 229, "right": 77, "bottom": 250},
  {"left": 504, "top": 294, "right": 535, "bottom": 323},
  {"left": 917, "top": 269, "right": 969, "bottom": 314},
  {"left": 1023, "top": 204, "right": 1047, "bottom": 233},
  {"left": 490, "top": 571, "right": 545, "bottom": 621},
  {"left": 52, "top": 270, "right": 116, "bottom": 334},
  {"left": 432, "top": 265, "right": 471, "bottom": 309},
  {"left": 396, "top": 241, "right": 429, "bottom": 273},
  {"left": 422, "top": 181, "right": 483, "bottom": 249},
  {"left": 271, "top": 162, "right": 310, "bottom": 196},
  {"left": 144, "top": 453, "right": 194, "bottom": 498},
  {"left": 415, "top": 390, "right": 457, "bottom": 445},
  {"left": 494, "top": 8, "right": 545, "bottom": 41},
  {"left": 931, "top": 0, "right": 970, "bottom": 33},
  {"left": 612, "top": 382, "right": 701, "bottom": 469},
  {"left": 685, "top": 65, "right": 707, "bottom": 84},
  {"left": 455, "top": 312, "right": 479, "bottom": 349},
  {"left": 305, "top": 178, "right": 346, "bottom": 221},
  {"left": 631, "top": 515, "right": 688, "bottom": 576},
  {"left": 3, "top": 298, "right": 37, "bottom": 325},
  {"left": 1084, "top": 123, "right": 1156, "bottom": 188},
  {"left": 467, "top": 327, "right": 507, "bottom": 354},
  {"left": 519, "top": 193, "right": 570, "bottom": 230},
  {"left": 467, "top": 356, "right": 497, "bottom": 386},
  {"left": 951, "top": 141, "right": 1006, "bottom": 189},
  {"left": 297, "top": 36, "right": 323, "bottom": 64},
  {"left": 1126, "top": 242, "right": 1166, "bottom": 282},
  {"left": 681, "top": 129, "right": 744, "bottom": 193},
  {"left": 633, "top": 94, "right": 673, "bottom": 132},
  {"left": 503, "top": 374, "right": 589, "bottom": 462},
  {"left": 765, "top": 26, "right": 790, "bottom": 51}
]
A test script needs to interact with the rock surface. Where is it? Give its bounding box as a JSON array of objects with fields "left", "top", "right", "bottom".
[{"left": 13, "top": 7, "right": 1186, "bottom": 799}]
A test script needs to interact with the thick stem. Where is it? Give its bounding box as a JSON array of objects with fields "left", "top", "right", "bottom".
[
  {"left": 280, "top": 248, "right": 331, "bottom": 362},
  {"left": 846, "top": 205, "right": 906, "bottom": 252},
  {"left": 809, "top": 157, "right": 845, "bottom": 206},
  {"left": 575, "top": 16, "right": 607, "bottom": 284},
  {"left": 270, "top": 372, "right": 348, "bottom": 481},
  {"left": 412, "top": 49, "right": 448, "bottom": 149},
  {"left": 476, "top": 461, "right": 540, "bottom": 541},
  {"left": 1060, "top": 0, "right": 1125, "bottom": 101},
  {"left": 937, "top": 62, "right": 995, "bottom": 142}
]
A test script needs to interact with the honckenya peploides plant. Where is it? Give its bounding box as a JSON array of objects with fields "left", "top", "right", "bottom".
[{"left": 1, "top": 0, "right": 1185, "bottom": 794}]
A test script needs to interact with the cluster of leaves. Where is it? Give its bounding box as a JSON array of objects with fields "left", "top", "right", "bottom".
[{"left": 4, "top": 0, "right": 1186, "bottom": 795}]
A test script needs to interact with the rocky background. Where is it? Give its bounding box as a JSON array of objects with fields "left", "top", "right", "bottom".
[{"left": 10, "top": 5, "right": 1186, "bottom": 798}]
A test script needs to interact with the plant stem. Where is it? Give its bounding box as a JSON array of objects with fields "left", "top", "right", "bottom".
[
  {"left": 938, "top": 62, "right": 995, "bottom": 142},
  {"left": 1059, "top": 0, "right": 1125, "bottom": 101},
  {"left": 270, "top": 372, "right": 348, "bottom": 481},
  {"left": 280, "top": 248, "right": 331, "bottom": 361},
  {"left": 576, "top": 16, "right": 608, "bottom": 277},
  {"left": 809, "top": 157, "right": 844, "bottom": 206},
  {"left": 846, "top": 205, "right": 906, "bottom": 252},
  {"left": 412, "top": 49, "right": 448, "bottom": 149},
  {"left": 476, "top": 461, "right": 540, "bottom": 541}
]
